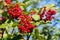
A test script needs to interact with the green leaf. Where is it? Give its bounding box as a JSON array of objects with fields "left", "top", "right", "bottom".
[
  {"left": 35, "top": 22, "right": 40, "bottom": 26},
  {"left": 12, "top": 22, "right": 18, "bottom": 27},
  {"left": 23, "top": 0, "right": 29, "bottom": 3},
  {"left": 0, "top": 1, "right": 3, "bottom": 9},
  {"left": 39, "top": 20, "right": 45, "bottom": 24},
  {"left": 9, "top": 21, "right": 13, "bottom": 27},
  {"left": 32, "top": 14, "right": 40, "bottom": 21},
  {"left": 0, "top": 19, "right": 9, "bottom": 28},
  {"left": 2, "top": 12, "right": 7, "bottom": 17},
  {"left": 25, "top": 1, "right": 31, "bottom": 6},
  {"left": 5, "top": 19, "right": 9, "bottom": 23},
  {"left": 30, "top": 21, "right": 35, "bottom": 26},
  {"left": 20, "top": 6, "right": 24, "bottom": 10},
  {"left": 32, "top": 28, "right": 44, "bottom": 40}
]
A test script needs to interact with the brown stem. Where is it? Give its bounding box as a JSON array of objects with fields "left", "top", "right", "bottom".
[{"left": 38, "top": 8, "right": 43, "bottom": 14}]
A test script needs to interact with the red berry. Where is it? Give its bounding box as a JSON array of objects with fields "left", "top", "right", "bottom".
[
  {"left": 5, "top": 0, "right": 11, "bottom": 4},
  {"left": 27, "top": 29, "right": 30, "bottom": 32}
]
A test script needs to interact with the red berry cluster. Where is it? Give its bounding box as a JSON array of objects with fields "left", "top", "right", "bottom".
[
  {"left": 5, "top": 0, "right": 11, "bottom": 4},
  {"left": 18, "top": 15, "right": 34, "bottom": 33},
  {"left": 39, "top": 7, "right": 56, "bottom": 22},
  {"left": 8, "top": 4, "right": 22, "bottom": 18}
]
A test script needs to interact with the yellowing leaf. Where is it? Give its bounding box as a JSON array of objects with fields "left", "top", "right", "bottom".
[
  {"left": 46, "top": 4, "right": 55, "bottom": 10},
  {"left": 0, "top": 10, "right": 3, "bottom": 14},
  {"left": 3, "top": 33, "right": 8, "bottom": 38}
]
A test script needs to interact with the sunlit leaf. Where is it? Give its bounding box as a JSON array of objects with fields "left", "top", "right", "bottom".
[{"left": 32, "top": 14, "right": 40, "bottom": 21}]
